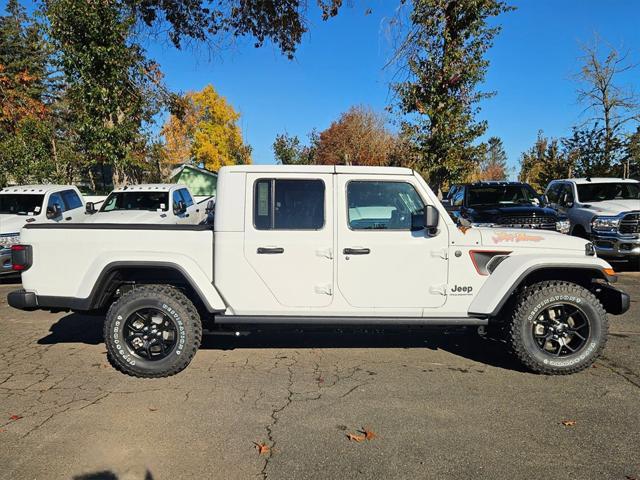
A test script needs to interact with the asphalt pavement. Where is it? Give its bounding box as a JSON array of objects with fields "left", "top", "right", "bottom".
[{"left": 0, "top": 272, "right": 638, "bottom": 480}]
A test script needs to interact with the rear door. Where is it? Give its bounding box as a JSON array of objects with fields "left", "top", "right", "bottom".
[
  {"left": 244, "top": 173, "right": 334, "bottom": 307},
  {"left": 336, "top": 175, "right": 448, "bottom": 309}
]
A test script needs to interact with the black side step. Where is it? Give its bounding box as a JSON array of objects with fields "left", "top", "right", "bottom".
[{"left": 214, "top": 315, "right": 488, "bottom": 326}]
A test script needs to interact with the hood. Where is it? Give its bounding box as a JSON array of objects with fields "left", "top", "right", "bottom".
[
  {"left": 0, "top": 214, "right": 40, "bottom": 235},
  {"left": 578, "top": 199, "right": 640, "bottom": 216},
  {"left": 477, "top": 227, "right": 589, "bottom": 252},
  {"left": 464, "top": 205, "right": 559, "bottom": 223},
  {"left": 83, "top": 210, "right": 171, "bottom": 224}
]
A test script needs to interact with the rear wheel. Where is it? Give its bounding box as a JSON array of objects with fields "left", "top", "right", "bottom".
[
  {"left": 104, "top": 284, "right": 202, "bottom": 378},
  {"left": 509, "top": 281, "right": 607, "bottom": 375}
]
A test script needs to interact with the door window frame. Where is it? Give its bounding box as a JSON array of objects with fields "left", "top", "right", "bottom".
[
  {"left": 252, "top": 177, "right": 327, "bottom": 231},
  {"left": 344, "top": 179, "right": 428, "bottom": 232}
]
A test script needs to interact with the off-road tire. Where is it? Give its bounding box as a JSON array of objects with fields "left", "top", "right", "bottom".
[
  {"left": 104, "top": 284, "right": 202, "bottom": 378},
  {"left": 509, "top": 281, "right": 608, "bottom": 375}
]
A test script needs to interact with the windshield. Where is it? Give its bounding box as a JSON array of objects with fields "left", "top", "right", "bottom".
[
  {"left": 576, "top": 183, "right": 640, "bottom": 203},
  {"left": 467, "top": 185, "right": 538, "bottom": 207},
  {"left": 100, "top": 192, "right": 169, "bottom": 212},
  {"left": 0, "top": 194, "right": 45, "bottom": 215}
]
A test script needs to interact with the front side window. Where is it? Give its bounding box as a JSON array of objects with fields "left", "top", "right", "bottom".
[
  {"left": 254, "top": 179, "right": 325, "bottom": 230},
  {"left": 577, "top": 182, "right": 640, "bottom": 203},
  {"left": 48, "top": 193, "right": 66, "bottom": 212},
  {"left": 452, "top": 188, "right": 465, "bottom": 207},
  {"left": 100, "top": 192, "right": 169, "bottom": 212},
  {"left": 546, "top": 183, "right": 562, "bottom": 204},
  {"left": 0, "top": 194, "right": 44, "bottom": 215},
  {"left": 347, "top": 181, "right": 425, "bottom": 230},
  {"left": 180, "top": 189, "right": 194, "bottom": 207}
]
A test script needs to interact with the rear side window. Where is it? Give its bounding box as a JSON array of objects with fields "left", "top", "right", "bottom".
[
  {"left": 61, "top": 189, "right": 83, "bottom": 210},
  {"left": 253, "top": 179, "right": 325, "bottom": 230},
  {"left": 347, "top": 181, "right": 425, "bottom": 230}
]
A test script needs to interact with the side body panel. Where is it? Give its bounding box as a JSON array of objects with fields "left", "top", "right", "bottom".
[{"left": 19, "top": 225, "right": 225, "bottom": 311}]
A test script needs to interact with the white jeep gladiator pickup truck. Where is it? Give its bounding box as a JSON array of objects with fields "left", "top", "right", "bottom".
[
  {"left": 84, "top": 184, "right": 208, "bottom": 225},
  {"left": 8, "top": 166, "right": 630, "bottom": 378},
  {"left": 545, "top": 178, "right": 640, "bottom": 268},
  {"left": 0, "top": 185, "right": 85, "bottom": 274}
]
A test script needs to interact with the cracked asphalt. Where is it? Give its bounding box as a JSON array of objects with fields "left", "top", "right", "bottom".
[{"left": 0, "top": 272, "right": 638, "bottom": 480}]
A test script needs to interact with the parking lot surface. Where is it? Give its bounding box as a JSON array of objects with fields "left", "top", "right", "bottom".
[{"left": 1, "top": 272, "right": 638, "bottom": 480}]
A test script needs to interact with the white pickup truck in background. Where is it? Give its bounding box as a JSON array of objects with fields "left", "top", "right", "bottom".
[
  {"left": 84, "top": 184, "right": 211, "bottom": 225},
  {"left": 0, "top": 185, "right": 86, "bottom": 274},
  {"left": 8, "top": 166, "right": 630, "bottom": 378},
  {"left": 545, "top": 178, "right": 640, "bottom": 268}
]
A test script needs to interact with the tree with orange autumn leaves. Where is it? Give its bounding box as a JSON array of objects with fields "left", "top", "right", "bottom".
[{"left": 160, "top": 85, "right": 251, "bottom": 174}]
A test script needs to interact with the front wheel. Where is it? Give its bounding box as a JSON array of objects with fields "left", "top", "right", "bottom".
[
  {"left": 509, "top": 281, "right": 608, "bottom": 375},
  {"left": 104, "top": 285, "right": 202, "bottom": 378}
]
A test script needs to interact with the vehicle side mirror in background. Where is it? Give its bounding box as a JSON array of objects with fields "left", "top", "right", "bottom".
[
  {"left": 561, "top": 192, "right": 574, "bottom": 208},
  {"left": 424, "top": 205, "right": 440, "bottom": 233},
  {"left": 46, "top": 203, "right": 62, "bottom": 219},
  {"left": 85, "top": 202, "right": 96, "bottom": 214},
  {"left": 205, "top": 199, "right": 215, "bottom": 213},
  {"left": 174, "top": 200, "right": 187, "bottom": 215},
  {"left": 538, "top": 194, "right": 549, "bottom": 206}
]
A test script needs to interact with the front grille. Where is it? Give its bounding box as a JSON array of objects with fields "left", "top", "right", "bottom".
[
  {"left": 619, "top": 212, "right": 640, "bottom": 234},
  {"left": 497, "top": 216, "right": 556, "bottom": 230}
]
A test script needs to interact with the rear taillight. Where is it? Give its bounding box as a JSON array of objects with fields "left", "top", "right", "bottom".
[{"left": 11, "top": 244, "right": 32, "bottom": 271}]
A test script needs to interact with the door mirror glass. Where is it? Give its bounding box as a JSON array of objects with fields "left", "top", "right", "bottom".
[
  {"left": 174, "top": 200, "right": 186, "bottom": 215},
  {"left": 424, "top": 205, "right": 440, "bottom": 232},
  {"left": 561, "top": 192, "right": 574, "bottom": 208},
  {"left": 85, "top": 202, "right": 96, "bottom": 214},
  {"left": 205, "top": 199, "right": 215, "bottom": 213},
  {"left": 47, "top": 203, "right": 62, "bottom": 219}
]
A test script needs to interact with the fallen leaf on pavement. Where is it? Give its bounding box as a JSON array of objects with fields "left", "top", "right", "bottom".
[
  {"left": 362, "top": 428, "right": 376, "bottom": 440},
  {"left": 561, "top": 420, "right": 577, "bottom": 427},
  {"left": 347, "top": 433, "right": 365, "bottom": 442},
  {"left": 254, "top": 442, "right": 270, "bottom": 455},
  {"left": 148, "top": 408, "right": 158, "bottom": 412},
  {"left": 9, "top": 415, "right": 22, "bottom": 421}
]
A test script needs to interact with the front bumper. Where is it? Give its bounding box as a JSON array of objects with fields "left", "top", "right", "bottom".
[
  {"left": 590, "top": 231, "right": 640, "bottom": 259},
  {"left": 0, "top": 247, "right": 14, "bottom": 275}
]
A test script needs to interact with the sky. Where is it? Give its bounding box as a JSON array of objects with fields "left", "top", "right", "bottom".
[
  {"left": 139, "top": 0, "right": 640, "bottom": 176},
  {"left": 11, "top": 0, "right": 640, "bottom": 175}
]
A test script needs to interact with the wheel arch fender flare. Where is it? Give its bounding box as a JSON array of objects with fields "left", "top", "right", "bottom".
[
  {"left": 88, "top": 261, "right": 226, "bottom": 313},
  {"left": 467, "top": 255, "right": 616, "bottom": 318}
]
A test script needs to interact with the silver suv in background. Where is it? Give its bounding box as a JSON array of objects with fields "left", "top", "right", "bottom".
[{"left": 545, "top": 178, "right": 640, "bottom": 268}]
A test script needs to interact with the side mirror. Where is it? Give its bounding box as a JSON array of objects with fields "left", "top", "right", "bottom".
[
  {"left": 424, "top": 205, "right": 440, "bottom": 233},
  {"left": 205, "top": 199, "right": 215, "bottom": 213},
  {"left": 539, "top": 194, "right": 549, "bottom": 206},
  {"left": 85, "top": 202, "right": 96, "bottom": 214},
  {"left": 174, "top": 200, "right": 187, "bottom": 215},
  {"left": 46, "top": 203, "right": 62, "bottom": 219},
  {"left": 561, "top": 193, "right": 574, "bottom": 208}
]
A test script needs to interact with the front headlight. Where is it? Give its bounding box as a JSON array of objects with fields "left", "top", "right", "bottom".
[
  {"left": 591, "top": 216, "right": 620, "bottom": 232},
  {"left": 555, "top": 219, "right": 571, "bottom": 234},
  {"left": 0, "top": 233, "right": 20, "bottom": 248}
]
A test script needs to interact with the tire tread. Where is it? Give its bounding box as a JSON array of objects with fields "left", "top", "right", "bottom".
[
  {"left": 104, "top": 284, "right": 202, "bottom": 378},
  {"left": 509, "top": 280, "right": 608, "bottom": 375}
]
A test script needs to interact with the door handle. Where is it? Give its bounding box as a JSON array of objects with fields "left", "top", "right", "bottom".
[
  {"left": 257, "top": 247, "right": 284, "bottom": 254},
  {"left": 343, "top": 248, "right": 370, "bottom": 255}
]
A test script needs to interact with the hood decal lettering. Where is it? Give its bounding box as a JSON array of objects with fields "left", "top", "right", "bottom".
[{"left": 492, "top": 232, "right": 544, "bottom": 243}]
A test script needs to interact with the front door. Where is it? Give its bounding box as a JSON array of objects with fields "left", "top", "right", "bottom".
[
  {"left": 336, "top": 175, "right": 448, "bottom": 309},
  {"left": 243, "top": 173, "right": 334, "bottom": 308}
]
